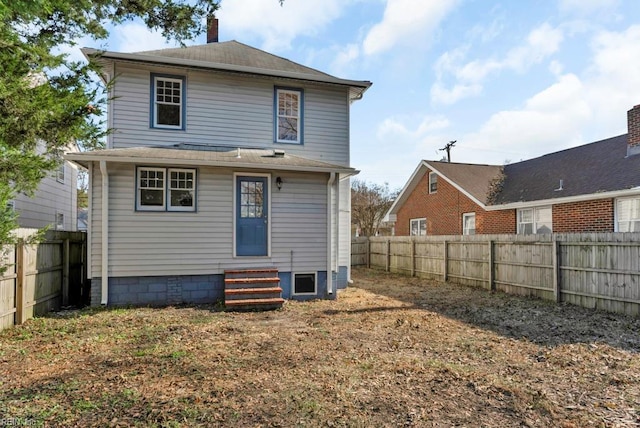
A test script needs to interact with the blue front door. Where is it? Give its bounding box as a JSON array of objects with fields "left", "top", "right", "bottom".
[{"left": 236, "top": 176, "right": 268, "bottom": 256}]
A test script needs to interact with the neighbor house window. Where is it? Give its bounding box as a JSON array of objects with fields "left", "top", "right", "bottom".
[
  {"left": 294, "top": 273, "right": 316, "bottom": 295},
  {"left": 616, "top": 197, "right": 640, "bottom": 232},
  {"left": 429, "top": 172, "right": 437, "bottom": 194},
  {"left": 275, "top": 88, "right": 303, "bottom": 144},
  {"left": 151, "top": 74, "right": 185, "bottom": 129},
  {"left": 410, "top": 218, "right": 427, "bottom": 236},
  {"left": 55, "top": 212, "right": 64, "bottom": 230},
  {"left": 56, "top": 163, "right": 65, "bottom": 183},
  {"left": 137, "top": 167, "right": 196, "bottom": 212},
  {"left": 462, "top": 213, "right": 476, "bottom": 235},
  {"left": 517, "top": 206, "right": 552, "bottom": 234}
]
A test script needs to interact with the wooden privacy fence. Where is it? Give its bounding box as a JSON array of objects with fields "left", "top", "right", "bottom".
[
  {"left": 0, "top": 229, "right": 87, "bottom": 331},
  {"left": 352, "top": 233, "right": 640, "bottom": 316}
]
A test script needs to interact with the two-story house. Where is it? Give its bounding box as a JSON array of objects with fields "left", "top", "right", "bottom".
[
  {"left": 67, "top": 21, "right": 371, "bottom": 308},
  {"left": 387, "top": 104, "right": 640, "bottom": 236}
]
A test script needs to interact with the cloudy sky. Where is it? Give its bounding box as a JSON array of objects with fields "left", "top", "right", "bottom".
[{"left": 81, "top": 0, "right": 640, "bottom": 189}]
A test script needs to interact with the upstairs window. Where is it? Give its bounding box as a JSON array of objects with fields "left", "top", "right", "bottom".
[
  {"left": 616, "top": 197, "right": 640, "bottom": 232},
  {"left": 410, "top": 218, "right": 427, "bottom": 236},
  {"left": 56, "top": 163, "right": 65, "bottom": 183},
  {"left": 152, "top": 75, "right": 185, "bottom": 129},
  {"left": 275, "top": 88, "right": 303, "bottom": 144},
  {"left": 462, "top": 213, "right": 476, "bottom": 235},
  {"left": 136, "top": 167, "right": 196, "bottom": 212},
  {"left": 429, "top": 172, "right": 438, "bottom": 194},
  {"left": 517, "top": 206, "right": 552, "bottom": 234}
]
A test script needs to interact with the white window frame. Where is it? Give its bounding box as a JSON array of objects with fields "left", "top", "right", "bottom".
[
  {"left": 615, "top": 196, "right": 640, "bottom": 232},
  {"left": 410, "top": 218, "right": 427, "bottom": 236},
  {"left": 152, "top": 75, "right": 184, "bottom": 129},
  {"left": 136, "top": 167, "right": 197, "bottom": 212},
  {"left": 275, "top": 88, "right": 302, "bottom": 144},
  {"left": 462, "top": 213, "right": 476, "bottom": 235},
  {"left": 55, "top": 212, "right": 64, "bottom": 230},
  {"left": 168, "top": 168, "right": 196, "bottom": 212},
  {"left": 429, "top": 172, "right": 437, "bottom": 194},
  {"left": 293, "top": 272, "right": 317, "bottom": 296},
  {"left": 56, "top": 163, "right": 65, "bottom": 184},
  {"left": 517, "top": 206, "right": 552, "bottom": 234}
]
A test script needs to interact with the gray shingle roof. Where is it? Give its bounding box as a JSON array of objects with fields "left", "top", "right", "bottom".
[
  {"left": 66, "top": 145, "right": 358, "bottom": 175},
  {"left": 427, "top": 161, "right": 503, "bottom": 205},
  {"left": 137, "top": 41, "right": 334, "bottom": 79},
  {"left": 495, "top": 134, "right": 640, "bottom": 204},
  {"left": 82, "top": 41, "right": 371, "bottom": 100}
]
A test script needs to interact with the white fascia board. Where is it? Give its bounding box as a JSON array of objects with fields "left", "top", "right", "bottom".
[
  {"left": 485, "top": 187, "right": 640, "bottom": 211},
  {"left": 64, "top": 153, "right": 357, "bottom": 175}
]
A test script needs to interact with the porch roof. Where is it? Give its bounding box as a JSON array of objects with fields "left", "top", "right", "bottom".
[{"left": 65, "top": 145, "right": 359, "bottom": 176}]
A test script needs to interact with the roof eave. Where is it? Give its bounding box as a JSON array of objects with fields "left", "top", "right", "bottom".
[
  {"left": 82, "top": 48, "right": 372, "bottom": 96},
  {"left": 65, "top": 152, "right": 358, "bottom": 175}
]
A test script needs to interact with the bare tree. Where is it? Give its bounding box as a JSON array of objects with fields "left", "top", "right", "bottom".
[{"left": 351, "top": 180, "right": 398, "bottom": 237}]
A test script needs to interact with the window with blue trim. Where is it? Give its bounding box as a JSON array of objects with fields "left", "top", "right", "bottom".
[
  {"left": 152, "top": 75, "right": 184, "bottom": 129},
  {"left": 275, "top": 88, "right": 302, "bottom": 143}
]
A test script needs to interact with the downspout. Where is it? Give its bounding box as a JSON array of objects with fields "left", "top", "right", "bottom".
[
  {"left": 87, "top": 163, "right": 93, "bottom": 279},
  {"left": 99, "top": 160, "right": 109, "bottom": 305},
  {"left": 335, "top": 175, "right": 340, "bottom": 289},
  {"left": 326, "top": 172, "right": 336, "bottom": 295}
]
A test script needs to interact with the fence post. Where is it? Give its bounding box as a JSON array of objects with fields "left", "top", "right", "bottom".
[
  {"left": 488, "top": 240, "right": 495, "bottom": 291},
  {"left": 552, "top": 237, "right": 561, "bottom": 303},
  {"left": 442, "top": 240, "right": 448, "bottom": 282},
  {"left": 15, "top": 243, "right": 27, "bottom": 325},
  {"left": 410, "top": 238, "right": 416, "bottom": 277},
  {"left": 62, "top": 238, "right": 70, "bottom": 306},
  {"left": 385, "top": 239, "right": 391, "bottom": 272},
  {"left": 366, "top": 238, "right": 370, "bottom": 268}
]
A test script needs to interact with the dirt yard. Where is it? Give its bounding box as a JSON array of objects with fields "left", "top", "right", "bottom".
[{"left": 1, "top": 267, "right": 639, "bottom": 427}]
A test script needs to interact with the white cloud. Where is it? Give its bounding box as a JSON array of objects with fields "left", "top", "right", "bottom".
[
  {"left": 217, "top": 0, "right": 344, "bottom": 52},
  {"left": 330, "top": 44, "right": 361, "bottom": 76},
  {"left": 431, "top": 23, "right": 564, "bottom": 105},
  {"left": 362, "top": 0, "right": 459, "bottom": 56},
  {"left": 110, "top": 23, "right": 180, "bottom": 52}
]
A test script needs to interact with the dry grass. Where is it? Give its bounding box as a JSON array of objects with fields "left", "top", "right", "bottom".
[{"left": 1, "top": 267, "right": 639, "bottom": 427}]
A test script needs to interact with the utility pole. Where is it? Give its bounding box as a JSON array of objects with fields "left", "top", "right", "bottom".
[{"left": 439, "top": 140, "right": 456, "bottom": 163}]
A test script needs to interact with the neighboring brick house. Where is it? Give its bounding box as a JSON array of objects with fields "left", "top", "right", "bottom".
[{"left": 387, "top": 104, "right": 640, "bottom": 236}]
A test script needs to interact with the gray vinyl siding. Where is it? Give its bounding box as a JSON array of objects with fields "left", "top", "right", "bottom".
[
  {"left": 338, "top": 178, "right": 351, "bottom": 268},
  {"left": 90, "top": 161, "right": 328, "bottom": 277},
  {"left": 110, "top": 63, "right": 350, "bottom": 165},
  {"left": 13, "top": 161, "right": 78, "bottom": 231}
]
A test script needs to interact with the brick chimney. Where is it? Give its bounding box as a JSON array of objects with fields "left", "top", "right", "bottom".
[
  {"left": 207, "top": 15, "right": 218, "bottom": 43},
  {"left": 628, "top": 104, "right": 640, "bottom": 156}
]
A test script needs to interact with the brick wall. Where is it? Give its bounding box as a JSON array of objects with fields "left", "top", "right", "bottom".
[
  {"left": 395, "top": 169, "right": 516, "bottom": 236},
  {"left": 628, "top": 104, "right": 640, "bottom": 150},
  {"left": 552, "top": 199, "right": 614, "bottom": 232}
]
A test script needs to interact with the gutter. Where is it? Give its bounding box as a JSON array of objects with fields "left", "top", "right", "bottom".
[
  {"left": 99, "top": 161, "right": 109, "bottom": 305},
  {"left": 485, "top": 187, "right": 640, "bottom": 211},
  {"left": 326, "top": 173, "right": 336, "bottom": 295}
]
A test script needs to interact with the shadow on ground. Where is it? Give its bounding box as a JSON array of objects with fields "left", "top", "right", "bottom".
[{"left": 348, "top": 267, "right": 640, "bottom": 352}]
